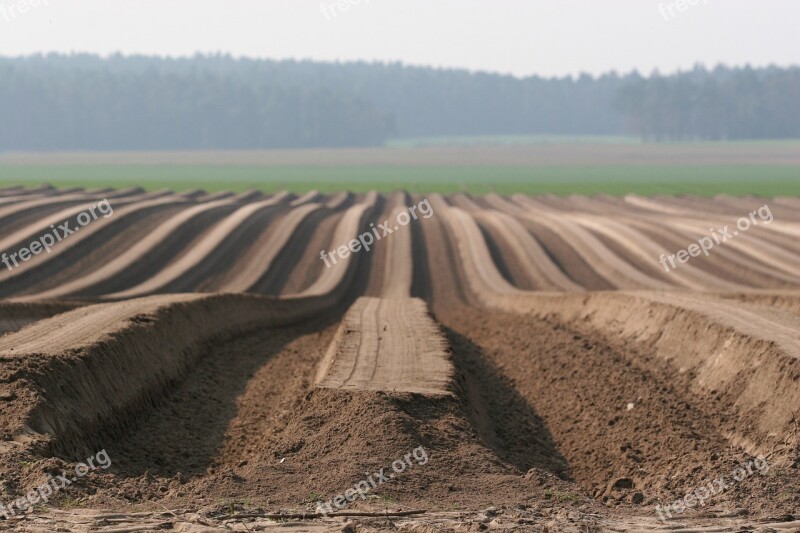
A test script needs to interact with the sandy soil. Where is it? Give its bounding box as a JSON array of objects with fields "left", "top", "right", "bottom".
[{"left": 0, "top": 187, "right": 798, "bottom": 532}]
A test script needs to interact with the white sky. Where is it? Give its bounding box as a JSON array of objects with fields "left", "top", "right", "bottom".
[{"left": 0, "top": 0, "right": 797, "bottom": 77}]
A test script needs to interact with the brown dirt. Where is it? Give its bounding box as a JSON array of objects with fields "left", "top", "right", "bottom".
[
  {"left": 434, "top": 305, "right": 800, "bottom": 515},
  {"left": 0, "top": 187, "right": 799, "bottom": 532}
]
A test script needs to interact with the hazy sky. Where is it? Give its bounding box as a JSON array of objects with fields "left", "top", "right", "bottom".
[{"left": 0, "top": 0, "right": 797, "bottom": 77}]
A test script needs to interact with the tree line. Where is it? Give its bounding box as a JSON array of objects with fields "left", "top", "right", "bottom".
[
  {"left": 0, "top": 54, "right": 797, "bottom": 150},
  {"left": 613, "top": 65, "right": 800, "bottom": 141}
]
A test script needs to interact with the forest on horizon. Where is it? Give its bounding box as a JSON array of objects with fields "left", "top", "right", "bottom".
[{"left": 1, "top": 54, "right": 798, "bottom": 151}]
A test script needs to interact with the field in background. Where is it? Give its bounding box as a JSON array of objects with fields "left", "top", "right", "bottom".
[
  {"left": 384, "top": 134, "right": 642, "bottom": 147},
  {"left": 1, "top": 140, "right": 798, "bottom": 195}
]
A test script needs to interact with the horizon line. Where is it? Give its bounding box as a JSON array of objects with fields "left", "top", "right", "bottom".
[{"left": 1, "top": 52, "right": 798, "bottom": 81}]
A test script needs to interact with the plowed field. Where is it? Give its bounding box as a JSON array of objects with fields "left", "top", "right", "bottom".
[{"left": 1, "top": 186, "right": 799, "bottom": 532}]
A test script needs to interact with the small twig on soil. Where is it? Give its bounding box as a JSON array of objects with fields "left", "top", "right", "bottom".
[
  {"left": 225, "top": 509, "right": 426, "bottom": 520},
  {"left": 95, "top": 523, "right": 174, "bottom": 533},
  {"left": 159, "top": 505, "right": 180, "bottom": 518},
  {"left": 90, "top": 512, "right": 161, "bottom": 519},
  {"left": 761, "top": 514, "right": 797, "bottom": 523}
]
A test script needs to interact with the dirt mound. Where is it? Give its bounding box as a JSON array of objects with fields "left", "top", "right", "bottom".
[
  {"left": 0, "top": 293, "right": 355, "bottom": 458},
  {"left": 1, "top": 187, "right": 799, "bottom": 531},
  {"left": 0, "top": 300, "right": 80, "bottom": 336},
  {"left": 485, "top": 291, "right": 800, "bottom": 464},
  {"left": 435, "top": 305, "right": 800, "bottom": 516},
  {"left": 316, "top": 297, "right": 453, "bottom": 395}
]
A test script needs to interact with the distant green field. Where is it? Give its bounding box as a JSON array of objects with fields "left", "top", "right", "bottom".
[
  {"left": 0, "top": 164, "right": 798, "bottom": 196},
  {"left": 385, "top": 135, "right": 642, "bottom": 148},
  {"left": 1, "top": 140, "right": 798, "bottom": 196}
]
